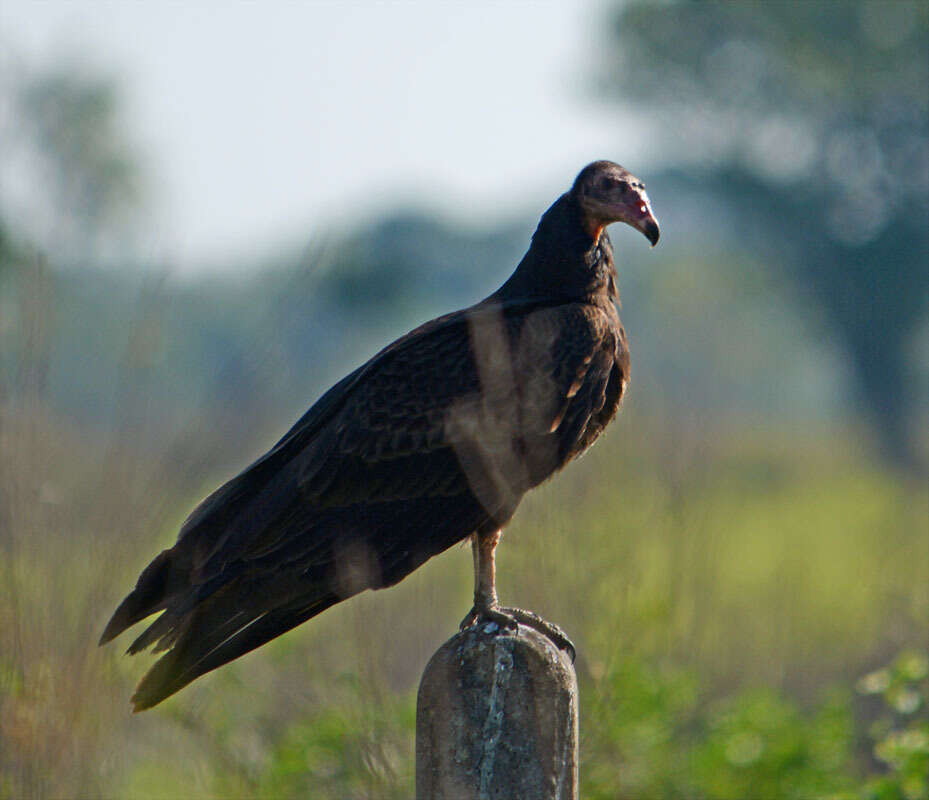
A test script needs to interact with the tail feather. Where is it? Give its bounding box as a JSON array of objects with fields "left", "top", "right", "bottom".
[
  {"left": 99, "top": 550, "right": 189, "bottom": 646},
  {"left": 130, "top": 592, "right": 339, "bottom": 711},
  {"left": 126, "top": 610, "right": 182, "bottom": 655}
]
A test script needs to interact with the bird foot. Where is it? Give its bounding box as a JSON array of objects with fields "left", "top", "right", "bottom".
[
  {"left": 459, "top": 604, "right": 575, "bottom": 663},
  {"left": 459, "top": 604, "right": 518, "bottom": 635}
]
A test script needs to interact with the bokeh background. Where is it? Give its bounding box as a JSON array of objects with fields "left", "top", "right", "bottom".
[{"left": 1, "top": 1, "right": 927, "bottom": 798}]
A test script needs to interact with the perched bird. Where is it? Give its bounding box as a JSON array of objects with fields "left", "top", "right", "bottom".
[{"left": 100, "top": 160, "right": 660, "bottom": 711}]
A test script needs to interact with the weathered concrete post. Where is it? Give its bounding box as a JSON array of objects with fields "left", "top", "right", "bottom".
[{"left": 415, "top": 623, "right": 579, "bottom": 800}]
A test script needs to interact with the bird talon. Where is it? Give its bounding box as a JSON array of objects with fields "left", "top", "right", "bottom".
[
  {"left": 459, "top": 603, "right": 575, "bottom": 662},
  {"left": 459, "top": 606, "right": 479, "bottom": 631},
  {"left": 459, "top": 604, "right": 519, "bottom": 635},
  {"left": 496, "top": 606, "right": 576, "bottom": 663}
]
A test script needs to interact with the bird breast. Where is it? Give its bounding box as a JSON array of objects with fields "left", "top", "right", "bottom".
[{"left": 450, "top": 301, "right": 626, "bottom": 499}]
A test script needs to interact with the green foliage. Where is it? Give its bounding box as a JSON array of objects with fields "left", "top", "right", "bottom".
[
  {"left": 857, "top": 651, "right": 929, "bottom": 800},
  {"left": 252, "top": 679, "right": 415, "bottom": 800},
  {"left": 688, "top": 689, "right": 854, "bottom": 799},
  {"left": 581, "top": 651, "right": 929, "bottom": 800},
  {"left": 582, "top": 659, "right": 702, "bottom": 797},
  {"left": 583, "top": 661, "right": 858, "bottom": 799}
]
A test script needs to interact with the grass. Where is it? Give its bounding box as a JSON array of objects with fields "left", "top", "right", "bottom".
[{"left": 1, "top": 389, "right": 926, "bottom": 798}]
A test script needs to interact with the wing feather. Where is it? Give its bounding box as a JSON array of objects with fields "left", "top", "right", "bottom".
[{"left": 101, "top": 297, "right": 621, "bottom": 710}]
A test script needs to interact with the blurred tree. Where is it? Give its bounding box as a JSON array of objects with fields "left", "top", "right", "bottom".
[
  {"left": 602, "top": 0, "right": 929, "bottom": 466},
  {"left": 1, "top": 60, "right": 143, "bottom": 264}
]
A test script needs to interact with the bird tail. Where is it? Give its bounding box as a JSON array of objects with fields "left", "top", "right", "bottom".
[
  {"left": 129, "top": 588, "right": 339, "bottom": 711},
  {"left": 100, "top": 545, "right": 341, "bottom": 711},
  {"left": 99, "top": 549, "right": 190, "bottom": 646}
]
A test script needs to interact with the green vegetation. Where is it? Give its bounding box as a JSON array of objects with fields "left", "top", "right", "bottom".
[{"left": 1, "top": 393, "right": 926, "bottom": 797}]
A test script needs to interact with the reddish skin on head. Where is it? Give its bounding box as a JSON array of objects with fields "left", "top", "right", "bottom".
[{"left": 571, "top": 160, "right": 660, "bottom": 246}]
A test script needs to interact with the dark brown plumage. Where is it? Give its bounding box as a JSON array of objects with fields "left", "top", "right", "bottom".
[{"left": 100, "top": 160, "right": 660, "bottom": 710}]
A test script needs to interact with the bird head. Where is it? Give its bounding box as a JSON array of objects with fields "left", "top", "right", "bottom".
[{"left": 571, "top": 160, "right": 660, "bottom": 247}]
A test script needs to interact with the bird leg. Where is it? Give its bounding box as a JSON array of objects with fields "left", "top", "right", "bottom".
[
  {"left": 459, "top": 530, "right": 576, "bottom": 662},
  {"left": 459, "top": 530, "right": 508, "bottom": 629}
]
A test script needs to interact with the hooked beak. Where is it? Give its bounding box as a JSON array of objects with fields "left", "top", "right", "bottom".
[{"left": 625, "top": 191, "right": 660, "bottom": 247}]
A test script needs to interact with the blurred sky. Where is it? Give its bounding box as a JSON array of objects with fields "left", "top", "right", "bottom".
[{"left": 2, "top": 0, "right": 648, "bottom": 270}]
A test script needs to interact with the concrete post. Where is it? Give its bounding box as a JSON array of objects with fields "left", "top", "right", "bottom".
[{"left": 415, "top": 623, "right": 578, "bottom": 800}]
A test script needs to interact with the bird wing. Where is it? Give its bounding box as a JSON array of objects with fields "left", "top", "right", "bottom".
[
  {"left": 102, "top": 298, "right": 617, "bottom": 635},
  {"left": 184, "top": 304, "right": 507, "bottom": 576},
  {"left": 101, "top": 298, "right": 618, "bottom": 710},
  {"left": 212, "top": 299, "right": 620, "bottom": 565}
]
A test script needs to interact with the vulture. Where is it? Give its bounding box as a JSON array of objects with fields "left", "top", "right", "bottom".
[{"left": 100, "top": 160, "right": 660, "bottom": 710}]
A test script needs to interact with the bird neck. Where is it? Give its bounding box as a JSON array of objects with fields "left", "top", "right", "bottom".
[{"left": 496, "top": 193, "right": 618, "bottom": 305}]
